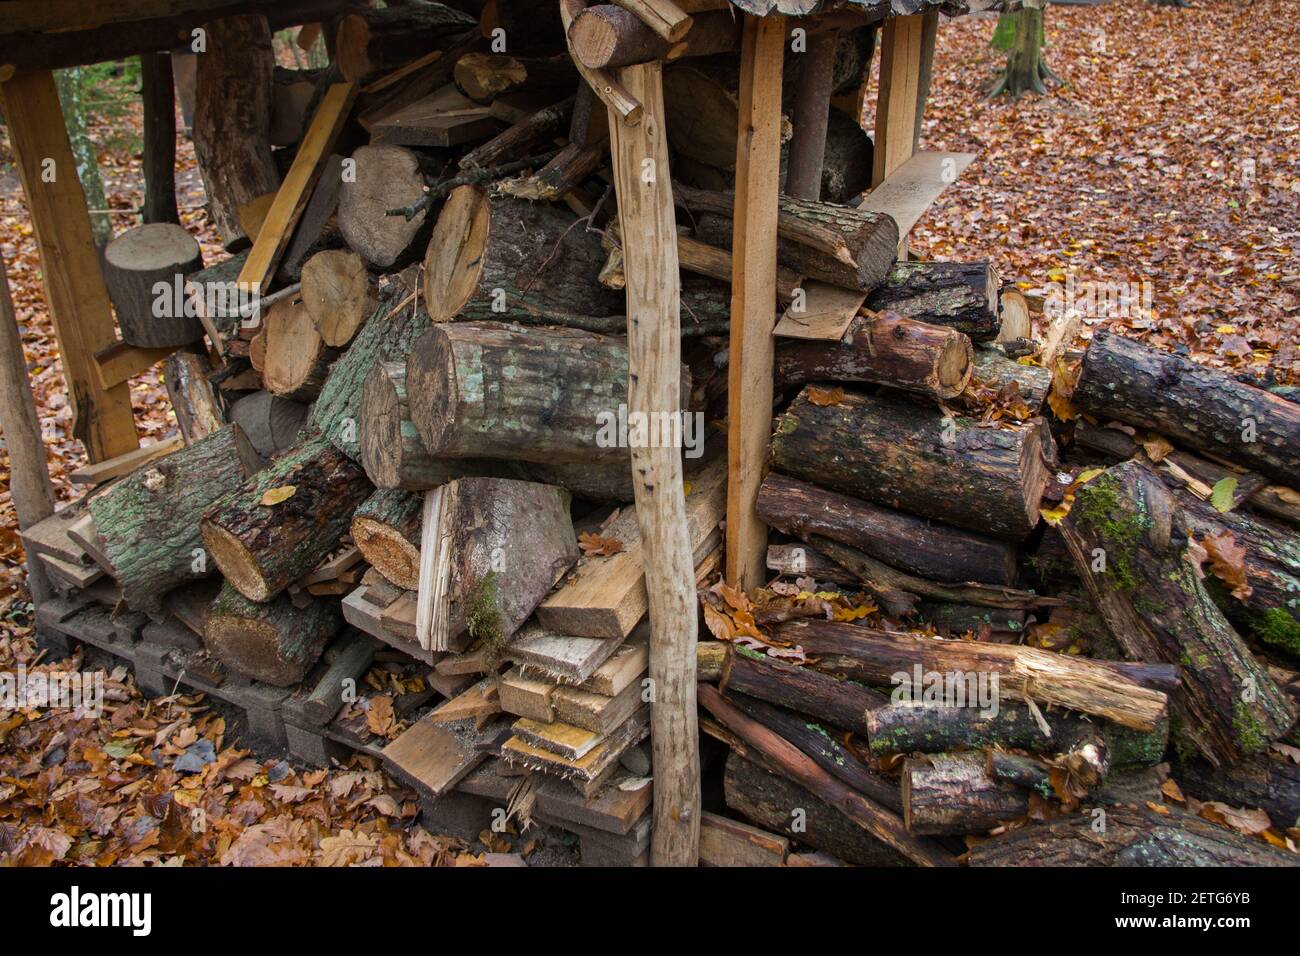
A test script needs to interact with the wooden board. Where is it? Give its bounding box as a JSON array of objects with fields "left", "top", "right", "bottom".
[
  {"left": 381, "top": 712, "right": 486, "bottom": 798},
  {"left": 498, "top": 667, "right": 557, "bottom": 722},
  {"left": 512, "top": 715, "right": 606, "bottom": 760},
  {"left": 94, "top": 339, "right": 180, "bottom": 389},
  {"left": 699, "top": 810, "right": 790, "bottom": 867},
  {"left": 872, "top": 14, "right": 926, "bottom": 190},
  {"left": 858, "top": 150, "right": 974, "bottom": 248},
  {"left": 534, "top": 772, "right": 652, "bottom": 836},
  {"left": 39, "top": 552, "right": 104, "bottom": 590},
  {"left": 501, "top": 707, "right": 650, "bottom": 795},
  {"left": 368, "top": 84, "right": 501, "bottom": 148},
  {"left": 237, "top": 82, "right": 357, "bottom": 295},
  {"left": 772, "top": 281, "right": 868, "bottom": 342},
  {"left": 508, "top": 622, "right": 629, "bottom": 684},
  {"left": 429, "top": 678, "right": 501, "bottom": 724},
  {"left": 19, "top": 505, "right": 92, "bottom": 566},
  {"left": 68, "top": 435, "right": 184, "bottom": 486},
  {"left": 579, "top": 634, "right": 648, "bottom": 696},
  {"left": 553, "top": 674, "right": 644, "bottom": 737}
]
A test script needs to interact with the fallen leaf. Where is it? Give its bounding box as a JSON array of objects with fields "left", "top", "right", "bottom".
[
  {"left": 578, "top": 531, "right": 624, "bottom": 557},
  {"left": 807, "top": 385, "right": 846, "bottom": 407},
  {"left": 260, "top": 486, "right": 297, "bottom": 506}
]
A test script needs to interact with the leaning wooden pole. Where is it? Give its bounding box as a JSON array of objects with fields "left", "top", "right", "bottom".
[
  {"left": 607, "top": 60, "right": 700, "bottom": 866},
  {"left": 725, "top": 13, "right": 785, "bottom": 589},
  {"left": 0, "top": 252, "right": 56, "bottom": 604}
]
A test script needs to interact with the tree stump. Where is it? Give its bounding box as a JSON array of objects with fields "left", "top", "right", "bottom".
[{"left": 103, "top": 223, "right": 204, "bottom": 347}]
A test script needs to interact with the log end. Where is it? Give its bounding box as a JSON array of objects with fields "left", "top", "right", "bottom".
[
  {"left": 352, "top": 514, "right": 421, "bottom": 590},
  {"left": 206, "top": 614, "right": 307, "bottom": 686},
  {"left": 360, "top": 361, "right": 405, "bottom": 489},
  {"left": 201, "top": 520, "right": 273, "bottom": 603},
  {"left": 422, "top": 183, "right": 491, "bottom": 323},
  {"left": 407, "top": 326, "right": 458, "bottom": 455},
  {"left": 936, "top": 330, "right": 975, "bottom": 400}
]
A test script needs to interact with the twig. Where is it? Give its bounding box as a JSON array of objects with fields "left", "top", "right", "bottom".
[{"left": 385, "top": 148, "right": 565, "bottom": 221}]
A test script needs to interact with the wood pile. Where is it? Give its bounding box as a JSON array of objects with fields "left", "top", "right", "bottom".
[{"left": 16, "top": 1, "right": 1300, "bottom": 867}]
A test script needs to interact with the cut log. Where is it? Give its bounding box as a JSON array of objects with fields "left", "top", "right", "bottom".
[
  {"left": 970, "top": 345, "right": 1052, "bottom": 411},
  {"left": 679, "top": 183, "right": 899, "bottom": 292},
  {"left": 351, "top": 488, "right": 421, "bottom": 590},
  {"left": 863, "top": 261, "right": 1000, "bottom": 341},
  {"left": 720, "top": 646, "right": 884, "bottom": 736},
  {"left": 415, "top": 477, "right": 578, "bottom": 652},
  {"left": 421, "top": 184, "right": 623, "bottom": 326},
  {"left": 774, "top": 619, "right": 1169, "bottom": 731},
  {"left": 756, "top": 474, "right": 1017, "bottom": 586},
  {"left": 192, "top": 15, "right": 280, "bottom": 248},
  {"left": 338, "top": 145, "right": 432, "bottom": 269},
  {"left": 784, "top": 26, "right": 837, "bottom": 202},
  {"left": 334, "top": 3, "right": 477, "bottom": 81},
  {"left": 298, "top": 633, "right": 378, "bottom": 727},
  {"left": 103, "top": 223, "right": 204, "bottom": 348},
  {"left": 300, "top": 249, "right": 376, "bottom": 347},
  {"left": 527, "top": 459, "right": 635, "bottom": 504},
  {"left": 1176, "top": 753, "right": 1300, "bottom": 830},
  {"left": 1058, "top": 460, "right": 1295, "bottom": 765},
  {"left": 227, "top": 390, "right": 308, "bottom": 460},
  {"left": 497, "top": 141, "right": 606, "bottom": 203},
  {"left": 902, "top": 752, "right": 1029, "bottom": 836},
  {"left": 969, "top": 804, "right": 1300, "bottom": 867},
  {"left": 261, "top": 289, "right": 336, "bottom": 401},
  {"left": 1073, "top": 331, "right": 1300, "bottom": 485},
  {"left": 452, "top": 53, "right": 578, "bottom": 104},
  {"left": 774, "top": 310, "right": 972, "bottom": 401},
  {"left": 88, "top": 424, "right": 263, "bottom": 614},
  {"left": 163, "top": 350, "right": 224, "bottom": 444},
  {"left": 459, "top": 96, "right": 575, "bottom": 170},
  {"left": 568, "top": 6, "right": 738, "bottom": 69},
  {"left": 200, "top": 432, "right": 374, "bottom": 603},
  {"left": 771, "top": 386, "right": 1053, "bottom": 540},
  {"left": 204, "top": 582, "right": 340, "bottom": 686},
  {"left": 914, "top": 601, "right": 1026, "bottom": 638},
  {"left": 407, "top": 321, "right": 688, "bottom": 465}
]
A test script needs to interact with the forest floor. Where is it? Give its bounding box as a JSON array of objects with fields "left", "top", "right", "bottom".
[{"left": 0, "top": 0, "right": 1296, "bottom": 865}]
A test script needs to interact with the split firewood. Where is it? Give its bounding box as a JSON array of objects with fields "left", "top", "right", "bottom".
[
  {"left": 339, "top": 144, "right": 435, "bottom": 269},
  {"left": 771, "top": 385, "right": 1053, "bottom": 540},
  {"left": 88, "top": 424, "right": 264, "bottom": 614},
  {"left": 103, "top": 223, "right": 205, "bottom": 347},
  {"left": 300, "top": 249, "right": 376, "bottom": 348},
  {"left": 163, "top": 350, "right": 224, "bottom": 444},
  {"left": 204, "top": 582, "right": 340, "bottom": 686}
]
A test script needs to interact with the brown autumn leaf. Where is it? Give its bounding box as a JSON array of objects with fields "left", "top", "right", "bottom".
[
  {"left": 702, "top": 602, "right": 735, "bottom": 641},
  {"left": 365, "top": 695, "right": 397, "bottom": 738},
  {"left": 1199, "top": 801, "right": 1272, "bottom": 836},
  {"left": 577, "top": 531, "right": 624, "bottom": 557},
  {"left": 259, "top": 485, "right": 297, "bottom": 506},
  {"left": 1140, "top": 432, "right": 1175, "bottom": 463},
  {"left": 1201, "top": 531, "right": 1253, "bottom": 601},
  {"left": 1160, "top": 779, "right": 1186, "bottom": 803},
  {"left": 807, "top": 385, "right": 846, "bottom": 407}
]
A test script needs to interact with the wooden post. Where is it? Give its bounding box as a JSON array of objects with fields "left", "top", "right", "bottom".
[
  {"left": 141, "top": 51, "right": 180, "bottom": 225},
  {"left": 607, "top": 60, "right": 700, "bottom": 866},
  {"left": 912, "top": 10, "right": 939, "bottom": 154},
  {"left": 784, "top": 25, "right": 838, "bottom": 201},
  {"left": 872, "top": 13, "right": 926, "bottom": 189},
  {"left": 0, "top": 251, "right": 57, "bottom": 604},
  {"left": 0, "top": 70, "right": 139, "bottom": 462},
  {"left": 725, "top": 13, "right": 784, "bottom": 590}
]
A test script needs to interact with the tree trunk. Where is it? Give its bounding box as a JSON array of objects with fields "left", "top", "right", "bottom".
[
  {"left": 784, "top": 27, "right": 837, "bottom": 202},
  {"left": 988, "top": 8, "right": 1048, "bottom": 99},
  {"left": 756, "top": 473, "right": 1019, "bottom": 586},
  {"left": 1176, "top": 753, "right": 1300, "bottom": 831},
  {"left": 200, "top": 432, "right": 374, "bottom": 603},
  {"left": 140, "top": 52, "right": 180, "bottom": 226},
  {"left": 334, "top": 3, "right": 477, "bottom": 81},
  {"left": 301, "top": 249, "right": 376, "bottom": 348},
  {"left": 193, "top": 15, "right": 280, "bottom": 248},
  {"left": 204, "top": 582, "right": 340, "bottom": 686},
  {"left": 970, "top": 804, "right": 1299, "bottom": 866},
  {"left": 422, "top": 184, "right": 623, "bottom": 326},
  {"left": 103, "top": 224, "right": 205, "bottom": 348},
  {"left": 338, "top": 145, "right": 434, "bottom": 269},
  {"left": 89, "top": 425, "right": 263, "bottom": 614},
  {"left": 163, "top": 350, "right": 224, "bottom": 444},
  {"left": 351, "top": 488, "right": 422, "bottom": 590},
  {"left": 54, "top": 68, "right": 112, "bottom": 246},
  {"left": 771, "top": 386, "right": 1053, "bottom": 540},
  {"left": 1058, "top": 460, "right": 1296, "bottom": 766},
  {"left": 407, "top": 321, "right": 688, "bottom": 465},
  {"left": 1073, "top": 331, "right": 1300, "bottom": 485},
  {"left": 902, "top": 752, "right": 1029, "bottom": 835},
  {"left": 774, "top": 310, "right": 973, "bottom": 401},
  {"left": 863, "top": 261, "right": 1000, "bottom": 341},
  {"left": 227, "top": 390, "right": 309, "bottom": 460},
  {"left": 720, "top": 645, "right": 885, "bottom": 737}
]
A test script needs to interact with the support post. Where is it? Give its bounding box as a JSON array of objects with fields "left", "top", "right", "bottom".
[
  {"left": 0, "top": 70, "right": 139, "bottom": 462},
  {"left": 725, "top": 13, "right": 784, "bottom": 590},
  {"left": 141, "top": 51, "right": 180, "bottom": 225},
  {"left": 0, "top": 252, "right": 57, "bottom": 604},
  {"left": 784, "top": 25, "right": 838, "bottom": 201},
  {"left": 872, "top": 13, "right": 926, "bottom": 189},
  {"left": 607, "top": 60, "right": 700, "bottom": 867}
]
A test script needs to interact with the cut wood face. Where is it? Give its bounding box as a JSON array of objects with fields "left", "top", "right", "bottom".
[
  {"left": 935, "top": 333, "right": 974, "bottom": 399},
  {"left": 301, "top": 249, "right": 373, "bottom": 347},
  {"left": 422, "top": 183, "right": 490, "bottom": 323},
  {"left": 352, "top": 515, "right": 421, "bottom": 590},
  {"left": 201, "top": 523, "right": 270, "bottom": 603},
  {"left": 262, "top": 294, "right": 325, "bottom": 396},
  {"left": 104, "top": 222, "right": 200, "bottom": 272},
  {"left": 335, "top": 14, "right": 376, "bottom": 81},
  {"left": 360, "top": 361, "right": 405, "bottom": 488}
]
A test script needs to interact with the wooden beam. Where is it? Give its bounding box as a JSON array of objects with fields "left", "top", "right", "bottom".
[
  {"left": 94, "top": 339, "right": 181, "bottom": 389},
  {"left": 607, "top": 60, "right": 700, "bottom": 867},
  {"left": 725, "top": 13, "right": 784, "bottom": 590},
  {"left": 857, "top": 150, "right": 974, "bottom": 250},
  {"left": 912, "top": 10, "right": 939, "bottom": 154},
  {"left": 872, "top": 13, "right": 926, "bottom": 189},
  {"left": 68, "top": 435, "right": 185, "bottom": 487},
  {"left": 0, "top": 70, "right": 139, "bottom": 462}
]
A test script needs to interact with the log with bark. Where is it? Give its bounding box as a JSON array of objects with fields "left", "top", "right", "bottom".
[
  {"left": 756, "top": 472, "right": 1019, "bottom": 586},
  {"left": 1073, "top": 331, "right": 1300, "bottom": 486},
  {"left": 339, "top": 145, "right": 435, "bottom": 269},
  {"left": 720, "top": 645, "right": 885, "bottom": 737},
  {"left": 204, "top": 582, "right": 340, "bottom": 686},
  {"left": 333, "top": 3, "right": 478, "bottom": 81},
  {"left": 163, "top": 351, "right": 224, "bottom": 444},
  {"left": 774, "top": 310, "right": 973, "bottom": 401},
  {"left": 88, "top": 425, "right": 263, "bottom": 614},
  {"left": 422, "top": 184, "right": 623, "bottom": 326},
  {"left": 1058, "top": 460, "right": 1296, "bottom": 766},
  {"left": 862, "top": 261, "right": 1001, "bottom": 342},
  {"left": 459, "top": 96, "right": 575, "bottom": 170},
  {"left": 567, "top": 6, "right": 739, "bottom": 69},
  {"left": 300, "top": 249, "right": 376, "bottom": 348},
  {"left": 227, "top": 390, "right": 309, "bottom": 461},
  {"left": 407, "top": 321, "right": 689, "bottom": 465},
  {"left": 351, "top": 488, "right": 422, "bottom": 590},
  {"left": 1176, "top": 752, "right": 1300, "bottom": 830},
  {"left": 969, "top": 345, "right": 1053, "bottom": 412},
  {"left": 771, "top": 386, "right": 1053, "bottom": 540},
  {"left": 200, "top": 432, "right": 374, "bottom": 603},
  {"left": 103, "top": 223, "right": 205, "bottom": 348},
  {"left": 902, "top": 752, "right": 1030, "bottom": 835}
]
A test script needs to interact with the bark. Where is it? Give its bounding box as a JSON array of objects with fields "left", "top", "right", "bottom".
[
  {"left": 103, "top": 224, "right": 205, "bottom": 348},
  {"left": 458, "top": 96, "right": 575, "bottom": 170},
  {"left": 89, "top": 425, "right": 262, "bottom": 614},
  {"left": 771, "top": 386, "right": 1053, "bottom": 540},
  {"left": 227, "top": 390, "right": 309, "bottom": 460},
  {"left": 204, "top": 583, "right": 340, "bottom": 686},
  {"left": 338, "top": 145, "right": 433, "bottom": 269},
  {"left": 1073, "top": 331, "right": 1300, "bottom": 485},
  {"left": 140, "top": 53, "right": 180, "bottom": 226},
  {"left": 407, "top": 321, "right": 689, "bottom": 465},
  {"left": 902, "top": 752, "right": 1029, "bottom": 835},
  {"left": 970, "top": 345, "right": 1053, "bottom": 411},
  {"left": 988, "top": 8, "right": 1050, "bottom": 99},
  {"left": 568, "top": 6, "right": 739, "bottom": 69},
  {"left": 301, "top": 249, "right": 376, "bottom": 348},
  {"left": 720, "top": 645, "right": 885, "bottom": 737},
  {"left": 914, "top": 601, "right": 1026, "bottom": 638},
  {"left": 1175, "top": 753, "right": 1300, "bottom": 830},
  {"left": 422, "top": 184, "right": 623, "bottom": 326},
  {"left": 774, "top": 310, "right": 973, "bottom": 401},
  {"left": 496, "top": 142, "right": 606, "bottom": 203},
  {"left": 756, "top": 473, "right": 1019, "bottom": 586},
  {"left": 299, "top": 633, "right": 377, "bottom": 726},
  {"left": 351, "top": 488, "right": 422, "bottom": 590},
  {"left": 863, "top": 261, "right": 1000, "bottom": 341},
  {"left": 163, "top": 350, "right": 224, "bottom": 444},
  {"left": 200, "top": 432, "right": 374, "bottom": 602},
  {"left": 784, "top": 27, "right": 837, "bottom": 202},
  {"left": 333, "top": 3, "right": 477, "bottom": 81},
  {"left": 970, "top": 804, "right": 1299, "bottom": 866},
  {"left": 1058, "top": 460, "right": 1296, "bottom": 766}
]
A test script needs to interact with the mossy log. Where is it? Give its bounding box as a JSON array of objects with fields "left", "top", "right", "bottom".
[
  {"left": 88, "top": 425, "right": 263, "bottom": 614},
  {"left": 1073, "top": 331, "right": 1300, "bottom": 485},
  {"left": 771, "top": 386, "right": 1053, "bottom": 540},
  {"left": 969, "top": 804, "right": 1300, "bottom": 867},
  {"left": 902, "top": 752, "right": 1030, "bottom": 835},
  {"left": 351, "top": 488, "right": 421, "bottom": 590},
  {"left": 1059, "top": 460, "right": 1296, "bottom": 766},
  {"left": 862, "top": 261, "right": 1000, "bottom": 341},
  {"left": 756, "top": 472, "right": 1019, "bottom": 586},
  {"left": 204, "top": 582, "right": 340, "bottom": 686},
  {"left": 200, "top": 432, "right": 374, "bottom": 602}
]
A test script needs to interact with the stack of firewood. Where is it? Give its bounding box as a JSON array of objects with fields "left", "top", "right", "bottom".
[{"left": 26, "top": 1, "right": 1300, "bottom": 865}]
